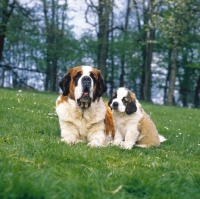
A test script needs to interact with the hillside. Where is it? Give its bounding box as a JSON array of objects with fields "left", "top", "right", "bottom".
[{"left": 0, "top": 88, "right": 199, "bottom": 199}]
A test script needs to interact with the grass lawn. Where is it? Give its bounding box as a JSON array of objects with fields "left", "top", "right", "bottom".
[{"left": 0, "top": 88, "right": 200, "bottom": 199}]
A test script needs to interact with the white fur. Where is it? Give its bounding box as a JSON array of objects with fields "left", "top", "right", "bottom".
[
  {"left": 159, "top": 135, "right": 167, "bottom": 142},
  {"left": 74, "top": 66, "right": 94, "bottom": 100},
  {"left": 56, "top": 96, "right": 106, "bottom": 147},
  {"left": 112, "top": 99, "right": 143, "bottom": 149},
  {"left": 110, "top": 87, "right": 166, "bottom": 149},
  {"left": 110, "top": 88, "right": 128, "bottom": 113}
]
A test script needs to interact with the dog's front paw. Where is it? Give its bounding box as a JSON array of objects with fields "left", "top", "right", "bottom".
[
  {"left": 120, "top": 141, "right": 134, "bottom": 150},
  {"left": 61, "top": 137, "right": 77, "bottom": 145},
  {"left": 113, "top": 140, "right": 123, "bottom": 146},
  {"left": 87, "top": 140, "right": 103, "bottom": 147}
]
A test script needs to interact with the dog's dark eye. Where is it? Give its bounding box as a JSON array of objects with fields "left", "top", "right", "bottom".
[
  {"left": 122, "top": 97, "right": 128, "bottom": 105},
  {"left": 90, "top": 72, "right": 96, "bottom": 84},
  {"left": 74, "top": 71, "right": 82, "bottom": 86}
]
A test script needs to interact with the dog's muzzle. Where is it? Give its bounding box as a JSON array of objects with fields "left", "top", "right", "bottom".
[
  {"left": 77, "top": 76, "right": 92, "bottom": 108},
  {"left": 112, "top": 101, "right": 119, "bottom": 110}
]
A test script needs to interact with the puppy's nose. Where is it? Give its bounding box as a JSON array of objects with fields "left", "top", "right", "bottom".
[
  {"left": 82, "top": 76, "right": 91, "bottom": 87},
  {"left": 112, "top": 101, "right": 118, "bottom": 109}
]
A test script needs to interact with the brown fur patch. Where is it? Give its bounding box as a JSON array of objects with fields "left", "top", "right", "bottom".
[
  {"left": 104, "top": 102, "right": 115, "bottom": 139},
  {"left": 57, "top": 95, "right": 68, "bottom": 105},
  {"left": 67, "top": 66, "right": 83, "bottom": 100},
  {"left": 137, "top": 112, "right": 160, "bottom": 147},
  {"left": 90, "top": 68, "right": 99, "bottom": 99},
  {"left": 65, "top": 66, "right": 101, "bottom": 100},
  {"left": 126, "top": 89, "right": 137, "bottom": 103}
]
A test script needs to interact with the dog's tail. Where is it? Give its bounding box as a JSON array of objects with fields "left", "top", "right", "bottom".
[{"left": 159, "top": 135, "right": 167, "bottom": 143}]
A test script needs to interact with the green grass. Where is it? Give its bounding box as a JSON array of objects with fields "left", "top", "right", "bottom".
[{"left": 0, "top": 88, "right": 200, "bottom": 199}]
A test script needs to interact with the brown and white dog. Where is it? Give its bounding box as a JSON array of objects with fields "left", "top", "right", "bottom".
[
  {"left": 108, "top": 87, "right": 166, "bottom": 149},
  {"left": 56, "top": 66, "right": 115, "bottom": 147}
]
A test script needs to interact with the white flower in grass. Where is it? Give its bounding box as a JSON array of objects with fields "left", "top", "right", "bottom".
[
  {"left": 176, "top": 135, "right": 178, "bottom": 138},
  {"left": 179, "top": 133, "right": 182, "bottom": 135},
  {"left": 18, "top": 90, "right": 22, "bottom": 92},
  {"left": 164, "top": 127, "right": 169, "bottom": 130},
  {"left": 34, "top": 102, "right": 36, "bottom": 104}
]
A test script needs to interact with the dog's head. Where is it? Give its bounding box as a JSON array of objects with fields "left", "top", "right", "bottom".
[
  {"left": 108, "top": 87, "right": 137, "bottom": 115},
  {"left": 59, "top": 66, "right": 107, "bottom": 108}
]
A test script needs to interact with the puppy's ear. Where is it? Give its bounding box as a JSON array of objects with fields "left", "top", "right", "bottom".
[
  {"left": 108, "top": 90, "right": 117, "bottom": 109},
  {"left": 108, "top": 97, "right": 113, "bottom": 109},
  {"left": 96, "top": 73, "right": 107, "bottom": 97},
  {"left": 59, "top": 72, "right": 71, "bottom": 96},
  {"left": 125, "top": 100, "right": 137, "bottom": 115}
]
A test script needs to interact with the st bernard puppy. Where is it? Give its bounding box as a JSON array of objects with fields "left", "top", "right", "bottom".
[
  {"left": 108, "top": 87, "right": 166, "bottom": 149},
  {"left": 56, "top": 66, "right": 115, "bottom": 147}
]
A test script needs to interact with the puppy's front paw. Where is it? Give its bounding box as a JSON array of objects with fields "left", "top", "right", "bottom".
[
  {"left": 61, "top": 137, "right": 77, "bottom": 145},
  {"left": 120, "top": 141, "right": 134, "bottom": 150},
  {"left": 113, "top": 139, "right": 123, "bottom": 146},
  {"left": 87, "top": 140, "right": 103, "bottom": 147}
]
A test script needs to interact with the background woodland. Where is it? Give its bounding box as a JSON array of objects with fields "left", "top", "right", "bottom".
[{"left": 1, "top": 0, "right": 200, "bottom": 107}]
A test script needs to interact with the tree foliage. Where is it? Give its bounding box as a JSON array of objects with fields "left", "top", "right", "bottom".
[{"left": 0, "top": 0, "right": 200, "bottom": 107}]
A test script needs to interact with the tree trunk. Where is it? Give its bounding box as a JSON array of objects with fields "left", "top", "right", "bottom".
[
  {"left": 143, "top": 29, "right": 154, "bottom": 102},
  {"left": 119, "top": 57, "right": 125, "bottom": 87},
  {"left": 51, "top": 59, "right": 58, "bottom": 92},
  {"left": 119, "top": 0, "right": 131, "bottom": 87},
  {"left": 110, "top": 0, "right": 114, "bottom": 95},
  {"left": 97, "top": 0, "right": 111, "bottom": 80},
  {"left": 0, "top": 0, "right": 16, "bottom": 61},
  {"left": 164, "top": 49, "right": 172, "bottom": 104},
  {"left": 194, "top": 76, "right": 200, "bottom": 108},
  {"left": 1, "top": 68, "right": 5, "bottom": 87},
  {"left": 166, "top": 47, "right": 178, "bottom": 106},
  {"left": 135, "top": 0, "right": 155, "bottom": 101}
]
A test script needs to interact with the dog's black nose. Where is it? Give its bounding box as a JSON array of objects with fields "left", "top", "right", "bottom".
[
  {"left": 82, "top": 76, "right": 91, "bottom": 87},
  {"left": 112, "top": 101, "right": 118, "bottom": 109}
]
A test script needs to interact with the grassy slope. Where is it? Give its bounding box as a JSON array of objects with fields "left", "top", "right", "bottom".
[{"left": 0, "top": 88, "right": 199, "bottom": 199}]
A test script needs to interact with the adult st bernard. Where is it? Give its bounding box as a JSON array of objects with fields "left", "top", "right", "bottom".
[
  {"left": 108, "top": 87, "right": 166, "bottom": 149},
  {"left": 56, "top": 66, "right": 115, "bottom": 147}
]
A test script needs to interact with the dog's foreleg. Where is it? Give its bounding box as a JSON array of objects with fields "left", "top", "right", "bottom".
[
  {"left": 87, "top": 121, "right": 106, "bottom": 147},
  {"left": 60, "top": 121, "right": 79, "bottom": 145},
  {"left": 113, "top": 128, "right": 124, "bottom": 146},
  {"left": 121, "top": 129, "right": 139, "bottom": 149}
]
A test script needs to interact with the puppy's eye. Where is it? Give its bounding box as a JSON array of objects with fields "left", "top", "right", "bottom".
[{"left": 122, "top": 97, "right": 128, "bottom": 104}]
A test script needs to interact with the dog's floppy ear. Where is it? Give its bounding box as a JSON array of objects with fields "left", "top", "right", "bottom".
[
  {"left": 59, "top": 71, "right": 71, "bottom": 96},
  {"left": 96, "top": 72, "right": 107, "bottom": 97},
  {"left": 108, "top": 90, "right": 116, "bottom": 109},
  {"left": 108, "top": 97, "right": 113, "bottom": 109},
  {"left": 125, "top": 100, "right": 137, "bottom": 115}
]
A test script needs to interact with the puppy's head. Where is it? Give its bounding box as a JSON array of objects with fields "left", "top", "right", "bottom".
[
  {"left": 59, "top": 66, "right": 107, "bottom": 108},
  {"left": 108, "top": 87, "right": 137, "bottom": 115}
]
